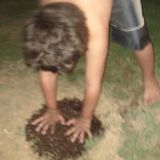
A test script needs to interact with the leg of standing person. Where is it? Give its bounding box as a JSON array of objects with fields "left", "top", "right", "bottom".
[
  {"left": 110, "top": 0, "right": 160, "bottom": 105},
  {"left": 134, "top": 42, "right": 160, "bottom": 105}
]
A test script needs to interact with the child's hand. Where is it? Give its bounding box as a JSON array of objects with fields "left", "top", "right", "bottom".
[
  {"left": 65, "top": 117, "right": 92, "bottom": 144},
  {"left": 31, "top": 109, "right": 65, "bottom": 135}
]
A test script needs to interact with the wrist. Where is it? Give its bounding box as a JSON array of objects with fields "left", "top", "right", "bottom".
[
  {"left": 80, "top": 105, "right": 95, "bottom": 120},
  {"left": 46, "top": 107, "right": 59, "bottom": 114},
  {"left": 46, "top": 105, "right": 58, "bottom": 111},
  {"left": 45, "top": 100, "right": 58, "bottom": 110},
  {"left": 80, "top": 112, "right": 93, "bottom": 121}
]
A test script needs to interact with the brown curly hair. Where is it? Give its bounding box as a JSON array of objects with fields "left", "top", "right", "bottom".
[{"left": 23, "top": 2, "right": 88, "bottom": 74}]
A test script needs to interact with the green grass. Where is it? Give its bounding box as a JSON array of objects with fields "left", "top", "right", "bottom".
[
  {"left": 119, "top": 104, "right": 160, "bottom": 160},
  {"left": 0, "top": 0, "right": 36, "bottom": 60},
  {"left": 0, "top": 0, "right": 36, "bottom": 26},
  {"left": 84, "top": 138, "right": 100, "bottom": 150}
]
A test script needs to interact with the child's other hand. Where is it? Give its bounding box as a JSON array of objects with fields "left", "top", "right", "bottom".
[
  {"left": 65, "top": 117, "right": 92, "bottom": 144},
  {"left": 31, "top": 109, "right": 65, "bottom": 135}
]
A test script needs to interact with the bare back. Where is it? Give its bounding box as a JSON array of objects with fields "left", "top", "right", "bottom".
[{"left": 39, "top": 0, "right": 111, "bottom": 35}]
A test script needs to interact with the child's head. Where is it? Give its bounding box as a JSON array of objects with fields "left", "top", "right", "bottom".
[{"left": 23, "top": 2, "right": 88, "bottom": 74}]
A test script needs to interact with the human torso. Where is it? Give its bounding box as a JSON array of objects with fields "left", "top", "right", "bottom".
[
  {"left": 39, "top": 0, "right": 109, "bottom": 33},
  {"left": 39, "top": 0, "right": 112, "bottom": 57}
]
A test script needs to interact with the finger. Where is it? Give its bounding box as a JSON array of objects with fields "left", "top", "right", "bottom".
[
  {"left": 59, "top": 116, "right": 65, "bottom": 125},
  {"left": 31, "top": 116, "right": 44, "bottom": 125},
  {"left": 65, "top": 127, "right": 76, "bottom": 136},
  {"left": 86, "top": 130, "right": 92, "bottom": 139},
  {"left": 66, "top": 119, "right": 75, "bottom": 126},
  {"left": 155, "top": 94, "right": 160, "bottom": 103},
  {"left": 35, "top": 122, "right": 46, "bottom": 133},
  {"left": 79, "top": 131, "right": 85, "bottom": 144},
  {"left": 144, "top": 98, "right": 149, "bottom": 106},
  {"left": 50, "top": 125, "right": 55, "bottom": 135},
  {"left": 41, "top": 124, "right": 49, "bottom": 135},
  {"left": 71, "top": 130, "right": 80, "bottom": 143},
  {"left": 152, "top": 97, "right": 157, "bottom": 104}
]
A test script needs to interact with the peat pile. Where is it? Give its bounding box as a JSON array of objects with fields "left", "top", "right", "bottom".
[{"left": 25, "top": 98, "right": 104, "bottom": 160}]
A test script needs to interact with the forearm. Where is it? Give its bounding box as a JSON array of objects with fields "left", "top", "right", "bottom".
[
  {"left": 81, "top": 26, "right": 109, "bottom": 120},
  {"left": 39, "top": 69, "right": 58, "bottom": 109},
  {"left": 81, "top": 85, "right": 102, "bottom": 119}
]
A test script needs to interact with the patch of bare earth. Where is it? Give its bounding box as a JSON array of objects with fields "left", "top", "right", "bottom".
[{"left": 0, "top": 61, "right": 124, "bottom": 160}]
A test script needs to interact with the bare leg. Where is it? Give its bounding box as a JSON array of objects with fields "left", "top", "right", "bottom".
[{"left": 134, "top": 42, "right": 160, "bottom": 105}]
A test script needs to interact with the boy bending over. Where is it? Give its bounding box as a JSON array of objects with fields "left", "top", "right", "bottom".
[{"left": 23, "top": 0, "right": 160, "bottom": 143}]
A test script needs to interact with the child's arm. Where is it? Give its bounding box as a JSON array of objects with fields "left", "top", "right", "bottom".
[
  {"left": 65, "top": 28, "right": 108, "bottom": 143},
  {"left": 32, "top": 70, "right": 65, "bottom": 135},
  {"left": 65, "top": 0, "right": 112, "bottom": 143},
  {"left": 39, "top": 70, "right": 58, "bottom": 110},
  {"left": 65, "top": 34, "right": 108, "bottom": 143},
  {"left": 81, "top": 31, "right": 108, "bottom": 119}
]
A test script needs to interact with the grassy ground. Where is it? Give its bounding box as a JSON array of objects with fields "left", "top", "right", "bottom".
[{"left": 0, "top": 0, "right": 160, "bottom": 160}]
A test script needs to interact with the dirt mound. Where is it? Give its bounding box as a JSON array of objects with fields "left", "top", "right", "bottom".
[{"left": 25, "top": 98, "right": 104, "bottom": 160}]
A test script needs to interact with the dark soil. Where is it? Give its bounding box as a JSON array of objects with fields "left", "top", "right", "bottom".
[{"left": 25, "top": 98, "right": 104, "bottom": 160}]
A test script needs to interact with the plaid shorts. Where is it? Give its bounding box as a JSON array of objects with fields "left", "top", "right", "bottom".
[{"left": 110, "top": 0, "right": 151, "bottom": 51}]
